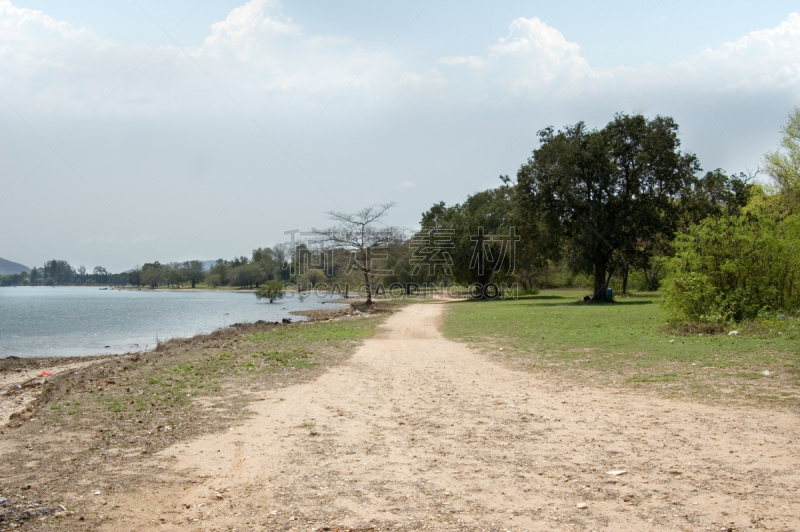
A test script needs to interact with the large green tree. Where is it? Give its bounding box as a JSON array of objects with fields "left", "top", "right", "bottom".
[
  {"left": 128, "top": 267, "right": 142, "bottom": 287},
  {"left": 252, "top": 247, "right": 279, "bottom": 280},
  {"left": 165, "top": 262, "right": 185, "bottom": 287},
  {"left": 420, "top": 184, "right": 518, "bottom": 293},
  {"left": 516, "top": 113, "right": 699, "bottom": 301},
  {"left": 92, "top": 266, "right": 108, "bottom": 285},
  {"left": 208, "top": 259, "right": 231, "bottom": 286}
]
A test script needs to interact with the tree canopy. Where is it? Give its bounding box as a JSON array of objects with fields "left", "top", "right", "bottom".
[
  {"left": 255, "top": 280, "right": 286, "bottom": 303},
  {"left": 664, "top": 198, "right": 800, "bottom": 322},
  {"left": 420, "top": 184, "right": 518, "bottom": 295},
  {"left": 516, "top": 114, "right": 699, "bottom": 301}
]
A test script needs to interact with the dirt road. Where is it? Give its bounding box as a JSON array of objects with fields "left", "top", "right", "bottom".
[{"left": 97, "top": 303, "right": 800, "bottom": 531}]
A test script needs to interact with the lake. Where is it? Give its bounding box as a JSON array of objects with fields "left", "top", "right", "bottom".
[{"left": 0, "top": 287, "right": 342, "bottom": 358}]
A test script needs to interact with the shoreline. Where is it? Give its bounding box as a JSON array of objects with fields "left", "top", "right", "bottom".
[
  {"left": 1, "top": 299, "right": 355, "bottom": 363},
  {"left": 4, "top": 285, "right": 355, "bottom": 297},
  {"left": 0, "top": 299, "right": 373, "bottom": 428},
  {"left": 1, "top": 288, "right": 350, "bottom": 361},
  {"left": 0, "top": 303, "right": 395, "bottom": 530}
]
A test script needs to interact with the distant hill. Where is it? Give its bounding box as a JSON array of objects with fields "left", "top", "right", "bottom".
[{"left": 0, "top": 257, "right": 31, "bottom": 276}]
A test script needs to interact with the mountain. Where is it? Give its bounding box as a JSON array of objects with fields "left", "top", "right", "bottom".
[{"left": 0, "top": 257, "right": 31, "bottom": 275}]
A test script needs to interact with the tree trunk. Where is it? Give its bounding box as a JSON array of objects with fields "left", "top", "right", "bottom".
[
  {"left": 592, "top": 260, "right": 609, "bottom": 301},
  {"left": 478, "top": 272, "right": 492, "bottom": 300},
  {"left": 363, "top": 270, "right": 372, "bottom": 305},
  {"left": 621, "top": 267, "right": 628, "bottom": 294}
]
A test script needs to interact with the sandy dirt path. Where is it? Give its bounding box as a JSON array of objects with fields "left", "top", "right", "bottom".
[{"left": 98, "top": 303, "right": 800, "bottom": 532}]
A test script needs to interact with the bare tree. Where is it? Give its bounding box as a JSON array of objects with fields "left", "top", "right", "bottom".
[
  {"left": 317, "top": 203, "right": 400, "bottom": 305},
  {"left": 272, "top": 243, "right": 289, "bottom": 266}
]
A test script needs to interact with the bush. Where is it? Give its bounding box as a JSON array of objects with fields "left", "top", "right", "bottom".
[
  {"left": 255, "top": 280, "right": 286, "bottom": 303},
  {"left": 663, "top": 271, "right": 720, "bottom": 322},
  {"left": 664, "top": 206, "right": 800, "bottom": 323}
]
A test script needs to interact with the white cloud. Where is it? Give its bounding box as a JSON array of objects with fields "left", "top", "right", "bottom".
[
  {"left": 199, "top": 0, "right": 302, "bottom": 63},
  {"left": 396, "top": 180, "right": 417, "bottom": 190},
  {"left": 192, "top": 1, "right": 438, "bottom": 108},
  {"left": 435, "top": 13, "right": 800, "bottom": 102},
  {"left": 0, "top": 0, "right": 445, "bottom": 117},
  {"left": 438, "top": 17, "right": 588, "bottom": 98},
  {"left": 2, "top": 3, "right": 796, "bottom": 131},
  {"left": 437, "top": 17, "right": 592, "bottom": 98},
  {"left": 0, "top": 0, "right": 93, "bottom": 43},
  {"left": 3, "top": 3, "right": 797, "bottom": 119},
  {"left": 673, "top": 12, "right": 800, "bottom": 92},
  {"left": 489, "top": 17, "right": 582, "bottom": 60},
  {"left": 487, "top": 17, "right": 589, "bottom": 93},
  {"left": 0, "top": 1, "right": 140, "bottom": 114},
  {"left": 702, "top": 12, "right": 800, "bottom": 62}
]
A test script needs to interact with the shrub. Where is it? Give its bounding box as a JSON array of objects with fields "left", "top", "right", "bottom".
[
  {"left": 664, "top": 206, "right": 800, "bottom": 323},
  {"left": 255, "top": 280, "right": 286, "bottom": 303},
  {"left": 663, "top": 271, "right": 718, "bottom": 322}
]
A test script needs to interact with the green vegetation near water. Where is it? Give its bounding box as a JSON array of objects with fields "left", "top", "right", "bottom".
[{"left": 46, "top": 318, "right": 382, "bottom": 422}]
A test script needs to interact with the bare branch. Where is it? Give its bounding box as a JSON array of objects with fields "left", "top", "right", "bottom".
[
  {"left": 324, "top": 203, "right": 396, "bottom": 227},
  {"left": 316, "top": 203, "right": 398, "bottom": 305}
]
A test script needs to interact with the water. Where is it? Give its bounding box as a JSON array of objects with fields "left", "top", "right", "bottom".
[{"left": 0, "top": 287, "right": 343, "bottom": 358}]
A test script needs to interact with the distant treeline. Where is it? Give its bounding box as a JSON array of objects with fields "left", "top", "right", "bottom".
[
  {"left": 131, "top": 245, "right": 407, "bottom": 292},
  {"left": 130, "top": 253, "right": 290, "bottom": 289},
  {"left": 0, "top": 261, "right": 129, "bottom": 287}
]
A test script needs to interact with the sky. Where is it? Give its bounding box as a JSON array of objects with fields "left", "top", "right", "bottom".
[{"left": 1, "top": 0, "right": 799, "bottom": 272}]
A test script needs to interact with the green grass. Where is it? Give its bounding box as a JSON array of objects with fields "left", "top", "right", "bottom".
[
  {"left": 250, "top": 320, "right": 377, "bottom": 344},
  {"left": 252, "top": 349, "right": 312, "bottom": 368},
  {"left": 244, "top": 319, "right": 382, "bottom": 371},
  {"left": 443, "top": 290, "right": 799, "bottom": 399},
  {"left": 60, "top": 318, "right": 384, "bottom": 419}
]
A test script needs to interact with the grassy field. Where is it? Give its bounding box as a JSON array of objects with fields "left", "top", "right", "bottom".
[{"left": 443, "top": 290, "right": 800, "bottom": 405}]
